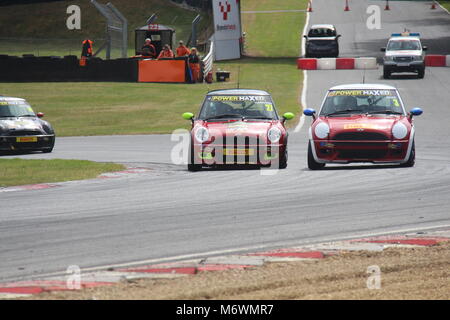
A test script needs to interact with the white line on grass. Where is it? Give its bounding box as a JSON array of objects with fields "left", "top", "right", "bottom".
[
  {"left": 242, "top": 10, "right": 307, "bottom": 14},
  {"left": 437, "top": 1, "right": 450, "bottom": 14}
]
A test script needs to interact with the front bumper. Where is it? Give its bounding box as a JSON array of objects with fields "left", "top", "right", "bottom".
[
  {"left": 0, "top": 135, "right": 55, "bottom": 151},
  {"left": 192, "top": 143, "right": 285, "bottom": 166},
  {"left": 311, "top": 139, "right": 410, "bottom": 164},
  {"left": 306, "top": 47, "right": 338, "bottom": 57},
  {"left": 384, "top": 61, "right": 424, "bottom": 73}
]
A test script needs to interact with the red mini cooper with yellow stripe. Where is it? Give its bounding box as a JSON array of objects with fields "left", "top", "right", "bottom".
[
  {"left": 182, "top": 89, "right": 294, "bottom": 171},
  {"left": 304, "top": 84, "right": 423, "bottom": 169}
]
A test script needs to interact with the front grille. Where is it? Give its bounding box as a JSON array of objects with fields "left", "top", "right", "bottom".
[
  {"left": 334, "top": 142, "right": 386, "bottom": 147},
  {"left": 201, "top": 134, "right": 272, "bottom": 165},
  {"left": 220, "top": 135, "right": 262, "bottom": 146},
  {"left": 0, "top": 136, "right": 54, "bottom": 150},
  {"left": 338, "top": 149, "right": 387, "bottom": 159},
  {"left": 309, "top": 40, "right": 334, "bottom": 46},
  {"left": 393, "top": 56, "right": 413, "bottom": 63},
  {"left": 7, "top": 130, "right": 42, "bottom": 136},
  {"left": 333, "top": 132, "right": 388, "bottom": 141}
]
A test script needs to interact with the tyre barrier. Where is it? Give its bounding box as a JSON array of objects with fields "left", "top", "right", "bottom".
[
  {"left": 0, "top": 55, "right": 192, "bottom": 83},
  {"left": 297, "top": 57, "right": 377, "bottom": 70},
  {"left": 0, "top": 55, "right": 139, "bottom": 82}
]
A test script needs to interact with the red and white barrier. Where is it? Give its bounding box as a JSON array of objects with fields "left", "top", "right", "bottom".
[
  {"left": 354, "top": 57, "right": 377, "bottom": 69},
  {"left": 317, "top": 58, "right": 336, "bottom": 70},
  {"left": 298, "top": 55, "right": 450, "bottom": 70},
  {"left": 425, "top": 54, "right": 450, "bottom": 67},
  {"left": 297, "top": 57, "right": 377, "bottom": 70},
  {"left": 297, "top": 58, "right": 317, "bottom": 70},
  {"left": 336, "top": 58, "right": 355, "bottom": 69}
]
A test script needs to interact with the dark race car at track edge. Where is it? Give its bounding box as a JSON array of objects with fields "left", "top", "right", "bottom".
[{"left": 0, "top": 96, "right": 55, "bottom": 153}]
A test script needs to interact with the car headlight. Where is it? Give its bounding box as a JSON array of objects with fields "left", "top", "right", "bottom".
[
  {"left": 384, "top": 56, "right": 394, "bottom": 62},
  {"left": 268, "top": 127, "right": 282, "bottom": 143},
  {"left": 41, "top": 122, "right": 54, "bottom": 134},
  {"left": 412, "top": 56, "right": 423, "bottom": 61},
  {"left": 392, "top": 122, "right": 408, "bottom": 139},
  {"left": 194, "top": 126, "right": 209, "bottom": 143},
  {"left": 314, "top": 122, "right": 330, "bottom": 139}
]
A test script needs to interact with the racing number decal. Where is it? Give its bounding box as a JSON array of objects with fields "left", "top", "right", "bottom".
[
  {"left": 392, "top": 99, "right": 400, "bottom": 107},
  {"left": 265, "top": 104, "right": 273, "bottom": 112}
]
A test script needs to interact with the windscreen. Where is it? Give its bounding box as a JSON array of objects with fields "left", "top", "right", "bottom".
[
  {"left": 320, "top": 89, "right": 405, "bottom": 116},
  {"left": 0, "top": 101, "right": 35, "bottom": 117},
  {"left": 308, "top": 28, "right": 336, "bottom": 37},
  {"left": 387, "top": 39, "right": 421, "bottom": 51},
  {"left": 199, "top": 95, "right": 278, "bottom": 120}
]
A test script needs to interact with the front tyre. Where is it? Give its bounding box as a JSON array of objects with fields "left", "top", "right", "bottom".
[
  {"left": 188, "top": 163, "right": 201, "bottom": 171},
  {"left": 279, "top": 147, "right": 288, "bottom": 169},
  {"left": 187, "top": 141, "right": 202, "bottom": 172},
  {"left": 400, "top": 141, "right": 415, "bottom": 167},
  {"left": 417, "top": 68, "right": 425, "bottom": 79},
  {"left": 383, "top": 67, "right": 391, "bottom": 79},
  {"left": 308, "top": 141, "right": 325, "bottom": 170}
]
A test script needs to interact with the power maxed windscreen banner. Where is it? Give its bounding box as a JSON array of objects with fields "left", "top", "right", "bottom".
[{"left": 212, "top": 0, "right": 242, "bottom": 61}]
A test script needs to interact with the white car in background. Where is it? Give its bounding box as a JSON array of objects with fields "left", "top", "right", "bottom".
[{"left": 381, "top": 32, "right": 427, "bottom": 79}]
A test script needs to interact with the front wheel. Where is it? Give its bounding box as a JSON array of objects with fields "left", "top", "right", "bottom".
[
  {"left": 308, "top": 141, "right": 325, "bottom": 170},
  {"left": 187, "top": 141, "right": 202, "bottom": 172},
  {"left": 188, "top": 163, "right": 202, "bottom": 171},
  {"left": 417, "top": 68, "right": 425, "bottom": 79},
  {"left": 383, "top": 68, "right": 391, "bottom": 79},
  {"left": 279, "top": 147, "right": 288, "bottom": 169},
  {"left": 400, "top": 141, "right": 415, "bottom": 167}
]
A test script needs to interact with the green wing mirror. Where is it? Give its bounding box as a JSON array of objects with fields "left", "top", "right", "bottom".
[
  {"left": 182, "top": 112, "right": 194, "bottom": 120},
  {"left": 283, "top": 112, "right": 295, "bottom": 121}
]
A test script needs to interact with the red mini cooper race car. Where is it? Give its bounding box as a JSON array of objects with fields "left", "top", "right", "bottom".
[
  {"left": 182, "top": 89, "right": 294, "bottom": 171},
  {"left": 303, "top": 84, "right": 423, "bottom": 169}
]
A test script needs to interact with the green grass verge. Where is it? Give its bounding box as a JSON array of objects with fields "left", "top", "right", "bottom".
[
  {"left": 0, "top": 0, "right": 307, "bottom": 187},
  {"left": 438, "top": 0, "right": 450, "bottom": 11},
  {"left": 0, "top": 0, "right": 307, "bottom": 136},
  {"left": 242, "top": 0, "right": 306, "bottom": 57},
  {"left": 0, "top": 159, "right": 125, "bottom": 187},
  {"left": 0, "top": 57, "right": 301, "bottom": 136}
]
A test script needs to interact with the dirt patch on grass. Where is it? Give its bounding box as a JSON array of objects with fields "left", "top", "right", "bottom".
[{"left": 31, "top": 242, "right": 450, "bottom": 300}]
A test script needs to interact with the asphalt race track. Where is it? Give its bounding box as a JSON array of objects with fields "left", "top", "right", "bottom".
[{"left": 1, "top": 0, "right": 450, "bottom": 281}]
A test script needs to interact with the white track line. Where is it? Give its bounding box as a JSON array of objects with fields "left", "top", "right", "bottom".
[
  {"left": 294, "top": 5, "right": 311, "bottom": 133},
  {"left": 294, "top": 70, "right": 308, "bottom": 133}
]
